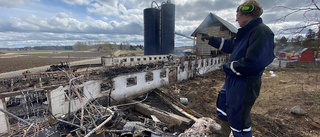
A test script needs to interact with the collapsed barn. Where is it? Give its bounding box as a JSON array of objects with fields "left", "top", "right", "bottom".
[
  {"left": 0, "top": 54, "right": 227, "bottom": 136},
  {"left": 0, "top": 0, "right": 241, "bottom": 136}
]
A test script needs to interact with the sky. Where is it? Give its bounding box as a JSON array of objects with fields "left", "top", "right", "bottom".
[{"left": 0, "top": 0, "right": 319, "bottom": 48}]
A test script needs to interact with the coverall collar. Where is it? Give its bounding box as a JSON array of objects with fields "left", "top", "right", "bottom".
[{"left": 237, "top": 17, "right": 263, "bottom": 39}]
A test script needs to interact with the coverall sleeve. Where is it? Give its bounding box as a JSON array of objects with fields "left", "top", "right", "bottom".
[
  {"left": 225, "top": 27, "right": 275, "bottom": 76},
  {"left": 208, "top": 36, "right": 237, "bottom": 54}
]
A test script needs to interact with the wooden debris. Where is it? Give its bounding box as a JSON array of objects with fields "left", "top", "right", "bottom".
[{"left": 133, "top": 101, "right": 192, "bottom": 126}]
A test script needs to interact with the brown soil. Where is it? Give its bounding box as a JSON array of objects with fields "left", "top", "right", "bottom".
[
  {"left": 0, "top": 51, "right": 107, "bottom": 73},
  {"left": 162, "top": 69, "right": 320, "bottom": 137}
]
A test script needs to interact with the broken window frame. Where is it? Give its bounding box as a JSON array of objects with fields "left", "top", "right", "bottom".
[
  {"left": 160, "top": 69, "right": 167, "bottom": 78},
  {"left": 145, "top": 72, "right": 154, "bottom": 82},
  {"left": 127, "top": 77, "right": 137, "bottom": 87},
  {"left": 180, "top": 65, "right": 185, "bottom": 72},
  {"left": 100, "top": 80, "right": 114, "bottom": 92}
]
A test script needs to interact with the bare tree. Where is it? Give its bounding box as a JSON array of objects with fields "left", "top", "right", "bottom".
[{"left": 276, "top": 0, "right": 320, "bottom": 34}]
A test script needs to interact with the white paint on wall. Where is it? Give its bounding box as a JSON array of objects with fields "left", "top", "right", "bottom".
[
  {"left": 50, "top": 81, "right": 101, "bottom": 117},
  {"left": 0, "top": 99, "right": 9, "bottom": 134}
]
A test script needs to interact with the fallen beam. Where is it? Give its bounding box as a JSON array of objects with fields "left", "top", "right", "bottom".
[
  {"left": 155, "top": 88, "right": 202, "bottom": 121},
  {"left": 0, "top": 108, "right": 38, "bottom": 130},
  {"left": 133, "top": 101, "right": 191, "bottom": 126}
]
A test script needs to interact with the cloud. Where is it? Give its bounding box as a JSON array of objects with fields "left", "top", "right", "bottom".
[
  {"left": 62, "top": 0, "right": 93, "bottom": 5},
  {"left": 1, "top": 0, "right": 319, "bottom": 48},
  {"left": 87, "top": 2, "right": 119, "bottom": 16},
  {"left": 0, "top": 11, "right": 144, "bottom": 35},
  {"left": 0, "top": 31, "right": 143, "bottom": 48},
  {"left": 0, "top": 0, "right": 27, "bottom": 8}
]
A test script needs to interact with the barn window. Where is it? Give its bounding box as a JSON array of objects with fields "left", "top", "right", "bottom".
[
  {"left": 145, "top": 72, "right": 153, "bottom": 82},
  {"left": 160, "top": 70, "right": 167, "bottom": 78},
  {"left": 101, "top": 80, "right": 114, "bottom": 92},
  {"left": 127, "top": 77, "right": 137, "bottom": 87}
]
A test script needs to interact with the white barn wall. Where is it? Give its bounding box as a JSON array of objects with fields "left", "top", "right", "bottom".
[
  {"left": 177, "top": 56, "right": 225, "bottom": 81},
  {"left": 110, "top": 68, "right": 169, "bottom": 101}
]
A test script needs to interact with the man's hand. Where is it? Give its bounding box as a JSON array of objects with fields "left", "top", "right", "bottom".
[{"left": 200, "top": 33, "right": 212, "bottom": 41}]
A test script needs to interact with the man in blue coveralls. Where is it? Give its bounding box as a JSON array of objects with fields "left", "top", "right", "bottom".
[{"left": 201, "top": 0, "right": 275, "bottom": 136}]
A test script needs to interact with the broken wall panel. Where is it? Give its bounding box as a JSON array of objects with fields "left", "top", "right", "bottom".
[
  {"left": 49, "top": 80, "right": 101, "bottom": 117},
  {"left": 110, "top": 68, "right": 170, "bottom": 102},
  {"left": 49, "top": 67, "right": 171, "bottom": 117},
  {"left": 177, "top": 56, "right": 226, "bottom": 81}
]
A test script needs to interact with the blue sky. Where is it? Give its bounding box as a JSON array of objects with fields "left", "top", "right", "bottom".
[{"left": 0, "top": 0, "right": 319, "bottom": 48}]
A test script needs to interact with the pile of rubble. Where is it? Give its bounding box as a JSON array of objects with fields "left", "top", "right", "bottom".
[
  {"left": 0, "top": 55, "right": 227, "bottom": 136},
  {"left": 1, "top": 89, "right": 220, "bottom": 137}
]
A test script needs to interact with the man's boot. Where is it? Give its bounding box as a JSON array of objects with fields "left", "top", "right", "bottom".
[{"left": 209, "top": 120, "right": 231, "bottom": 137}]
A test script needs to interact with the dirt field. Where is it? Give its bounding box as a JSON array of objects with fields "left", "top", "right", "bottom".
[
  {"left": 0, "top": 50, "right": 145, "bottom": 74},
  {"left": 163, "top": 69, "right": 320, "bottom": 137},
  {"left": 0, "top": 51, "right": 108, "bottom": 73}
]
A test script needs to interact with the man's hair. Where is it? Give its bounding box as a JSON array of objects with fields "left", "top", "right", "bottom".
[{"left": 237, "top": 0, "right": 263, "bottom": 17}]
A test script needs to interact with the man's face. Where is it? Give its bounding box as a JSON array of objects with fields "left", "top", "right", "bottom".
[{"left": 236, "top": 12, "right": 251, "bottom": 28}]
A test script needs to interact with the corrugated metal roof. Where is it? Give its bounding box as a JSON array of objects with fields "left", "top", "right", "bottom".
[
  {"left": 191, "top": 13, "right": 238, "bottom": 37},
  {"left": 299, "top": 48, "right": 308, "bottom": 53}
]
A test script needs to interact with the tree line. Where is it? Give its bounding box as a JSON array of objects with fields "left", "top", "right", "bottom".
[
  {"left": 276, "top": 29, "right": 319, "bottom": 52},
  {"left": 0, "top": 41, "right": 144, "bottom": 52},
  {"left": 72, "top": 41, "right": 144, "bottom": 54},
  {"left": 0, "top": 46, "right": 73, "bottom": 51}
]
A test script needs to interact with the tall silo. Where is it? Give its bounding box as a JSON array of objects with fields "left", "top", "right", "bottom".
[
  {"left": 160, "top": 1, "right": 175, "bottom": 54},
  {"left": 144, "top": 8, "right": 161, "bottom": 55}
]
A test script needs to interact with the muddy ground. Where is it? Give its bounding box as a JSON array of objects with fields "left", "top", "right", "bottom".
[
  {"left": 162, "top": 69, "right": 320, "bottom": 137},
  {"left": 0, "top": 51, "right": 107, "bottom": 73}
]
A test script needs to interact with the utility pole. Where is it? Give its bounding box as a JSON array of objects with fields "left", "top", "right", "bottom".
[{"left": 316, "top": 26, "right": 320, "bottom": 59}]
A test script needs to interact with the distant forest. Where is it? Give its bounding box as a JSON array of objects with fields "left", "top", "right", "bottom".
[
  {"left": 0, "top": 41, "right": 144, "bottom": 52},
  {"left": 0, "top": 46, "right": 73, "bottom": 51}
]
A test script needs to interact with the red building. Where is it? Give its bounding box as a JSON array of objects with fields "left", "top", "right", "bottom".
[{"left": 298, "top": 48, "right": 314, "bottom": 62}]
